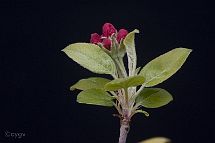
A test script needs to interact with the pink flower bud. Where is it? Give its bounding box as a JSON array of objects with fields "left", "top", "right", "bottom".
[
  {"left": 117, "top": 29, "right": 128, "bottom": 42},
  {"left": 102, "top": 38, "right": 112, "bottom": 50},
  {"left": 90, "top": 33, "right": 101, "bottom": 44},
  {"left": 102, "top": 23, "right": 117, "bottom": 37}
]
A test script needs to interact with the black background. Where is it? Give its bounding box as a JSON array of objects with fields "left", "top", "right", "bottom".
[{"left": 0, "top": 0, "right": 214, "bottom": 143}]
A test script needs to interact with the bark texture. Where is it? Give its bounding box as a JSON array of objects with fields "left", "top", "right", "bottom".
[{"left": 118, "top": 119, "right": 130, "bottom": 143}]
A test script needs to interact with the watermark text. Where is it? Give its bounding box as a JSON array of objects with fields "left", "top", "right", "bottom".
[{"left": 4, "top": 130, "right": 26, "bottom": 139}]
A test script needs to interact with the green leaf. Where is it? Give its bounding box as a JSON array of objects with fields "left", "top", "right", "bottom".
[
  {"left": 139, "top": 137, "right": 171, "bottom": 143},
  {"left": 117, "top": 40, "right": 126, "bottom": 58},
  {"left": 62, "top": 43, "right": 116, "bottom": 75},
  {"left": 77, "top": 88, "right": 114, "bottom": 107},
  {"left": 139, "top": 48, "right": 192, "bottom": 87},
  {"left": 136, "top": 88, "right": 173, "bottom": 108},
  {"left": 123, "top": 29, "right": 139, "bottom": 76},
  {"left": 104, "top": 76, "right": 145, "bottom": 91},
  {"left": 70, "top": 77, "right": 110, "bottom": 91}
]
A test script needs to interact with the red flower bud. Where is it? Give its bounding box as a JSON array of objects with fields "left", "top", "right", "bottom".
[
  {"left": 117, "top": 29, "right": 128, "bottom": 42},
  {"left": 90, "top": 33, "right": 101, "bottom": 44},
  {"left": 102, "top": 23, "right": 117, "bottom": 37},
  {"left": 102, "top": 38, "right": 112, "bottom": 50}
]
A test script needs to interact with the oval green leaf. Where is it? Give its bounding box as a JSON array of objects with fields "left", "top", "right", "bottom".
[
  {"left": 136, "top": 88, "right": 173, "bottom": 108},
  {"left": 62, "top": 43, "right": 116, "bottom": 75},
  {"left": 139, "top": 48, "right": 192, "bottom": 87},
  {"left": 139, "top": 137, "right": 171, "bottom": 143},
  {"left": 70, "top": 77, "right": 110, "bottom": 91},
  {"left": 77, "top": 88, "right": 114, "bottom": 107},
  {"left": 104, "top": 76, "right": 145, "bottom": 91}
]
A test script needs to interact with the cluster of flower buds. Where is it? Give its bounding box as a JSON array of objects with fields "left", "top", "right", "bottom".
[{"left": 90, "top": 23, "right": 128, "bottom": 50}]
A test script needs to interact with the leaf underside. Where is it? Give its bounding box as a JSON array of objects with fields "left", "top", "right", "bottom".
[
  {"left": 123, "top": 29, "right": 139, "bottom": 76},
  {"left": 136, "top": 88, "right": 173, "bottom": 108},
  {"left": 77, "top": 88, "right": 114, "bottom": 107}
]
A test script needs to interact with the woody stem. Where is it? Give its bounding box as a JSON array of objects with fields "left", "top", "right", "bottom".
[{"left": 118, "top": 109, "right": 130, "bottom": 143}]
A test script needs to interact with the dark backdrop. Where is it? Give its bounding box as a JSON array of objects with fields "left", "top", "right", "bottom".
[{"left": 0, "top": 0, "right": 214, "bottom": 143}]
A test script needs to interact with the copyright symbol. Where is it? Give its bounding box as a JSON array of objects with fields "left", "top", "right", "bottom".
[{"left": 4, "top": 130, "right": 10, "bottom": 137}]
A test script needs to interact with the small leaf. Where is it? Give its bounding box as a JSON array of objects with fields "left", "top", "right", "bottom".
[
  {"left": 139, "top": 137, "right": 171, "bottom": 143},
  {"left": 117, "top": 40, "right": 126, "bottom": 58},
  {"left": 77, "top": 89, "right": 114, "bottom": 107},
  {"left": 123, "top": 29, "right": 139, "bottom": 76},
  {"left": 70, "top": 77, "right": 110, "bottom": 91},
  {"left": 139, "top": 48, "right": 192, "bottom": 87},
  {"left": 62, "top": 43, "right": 116, "bottom": 75},
  {"left": 104, "top": 76, "right": 145, "bottom": 91},
  {"left": 136, "top": 88, "right": 173, "bottom": 108},
  {"left": 135, "top": 110, "right": 149, "bottom": 117}
]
